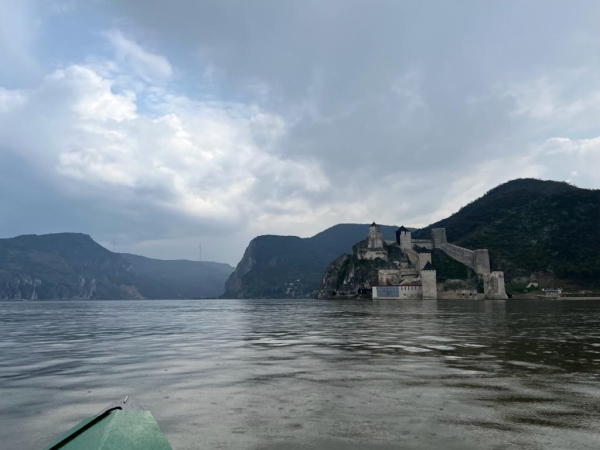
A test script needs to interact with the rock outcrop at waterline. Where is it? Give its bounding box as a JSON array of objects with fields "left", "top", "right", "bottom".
[
  {"left": 317, "top": 240, "right": 399, "bottom": 299},
  {"left": 221, "top": 224, "right": 400, "bottom": 299}
]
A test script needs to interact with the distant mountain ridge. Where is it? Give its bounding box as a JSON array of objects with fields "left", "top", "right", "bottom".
[
  {"left": 224, "top": 179, "right": 600, "bottom": 298},
  {"left": 0, "top": 233, "right": 234, "bottom": 300}
]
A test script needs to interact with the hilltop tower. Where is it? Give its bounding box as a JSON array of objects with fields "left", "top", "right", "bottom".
[
  {"left": 367, "top": 222, "right": 384, "bottom": 249},
  {"left": 421, "top": 262, "right": 437, "bottom": 299},
  {"left": 396, "top": 226, "right": 412, "bottom": 251},
  {"left": 431, "top": 228, "right": 447, "bottom": 248}
]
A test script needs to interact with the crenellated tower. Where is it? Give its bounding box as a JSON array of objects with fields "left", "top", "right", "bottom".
[
  {"left": 396, "top": 226, "right": 412, "bottom": 251},
  {"left": 367, "top": 222, "right": 384, "bottom": 249}
]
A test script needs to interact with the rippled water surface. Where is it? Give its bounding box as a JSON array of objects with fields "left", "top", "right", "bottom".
[{"left": 2, "top": 299, "right": 600, "bottom": 449}]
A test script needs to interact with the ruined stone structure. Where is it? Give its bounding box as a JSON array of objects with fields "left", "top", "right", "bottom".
[
  {"left": 361, "top": 223, "right": 388, "bottom": 261},
  {"left": 369, "top": 224, "right": 507, "bottom": 300},
  {"left": 430, "top": 228, "right": 506, "bottom": 299}
]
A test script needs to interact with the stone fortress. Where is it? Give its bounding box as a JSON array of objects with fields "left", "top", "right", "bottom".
[{"left": 365, "top": 223, "right": 507, "bottom": 300}]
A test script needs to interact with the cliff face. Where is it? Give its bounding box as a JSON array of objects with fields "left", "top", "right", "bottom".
[
  {"left": 317, "top": 241, "right": 398, "bottom": 299},
  {"left": 222, "top": 224, "right": 399, "bottom": 299},
  {"left": 0, "top": 233, "right": 234, "bottom": 300}
]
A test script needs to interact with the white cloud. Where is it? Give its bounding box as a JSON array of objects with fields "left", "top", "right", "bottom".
[
  {"left": 0, "top": 62, "right": 331, "bottom": 237},
  {"left": 106, "top": 30, "right": 173, "bottom": 83},
  {"left": 538, "top": 136, "right": 600, "bottom": 186},
  {"left": 2, "top": 2, "right": 600, "bottom": 263},
  {"left": 502, "top": 70, "right": 600, "bottom": 133}
]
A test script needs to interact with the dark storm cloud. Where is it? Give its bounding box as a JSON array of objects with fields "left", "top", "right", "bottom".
[
  {"left": 0, "top": 1, "right": 599, "bottom": 264},
  {"left": 109, "top": 0, "right": 600, "bottom": 176}
]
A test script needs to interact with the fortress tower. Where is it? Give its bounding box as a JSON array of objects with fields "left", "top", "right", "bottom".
[
  {"left": 421, "top": 262, "right": 437, "bottom": 299},
  {"left": 367, "top": 222, "right": 384, "bottom": 249},
  {"left": 396, "top": 226, "right": 412, "bottom": 251},
  {"left": 431, "top": 228, "right": 447, "bottom": 248}
]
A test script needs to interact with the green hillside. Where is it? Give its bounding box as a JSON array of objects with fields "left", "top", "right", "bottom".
[{"left": 414, "top": 179, "right": 600, "bottom": 287}]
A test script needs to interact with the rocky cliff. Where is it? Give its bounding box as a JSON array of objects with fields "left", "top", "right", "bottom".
[
  {"left": 317, "top": 240, "right": 399, "bottom": 299},
  {"left": 0, "top": 233, "right": 234, "bottom": 300},
  {"left": 222, "top": 224, "right": 400, "bottom": 299}
]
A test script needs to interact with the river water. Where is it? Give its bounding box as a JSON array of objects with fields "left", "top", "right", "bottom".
[{"left": 1, "top": 299, "right": 600, "bottom": 450}]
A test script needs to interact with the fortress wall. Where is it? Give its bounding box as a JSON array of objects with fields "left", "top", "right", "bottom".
[
  {"left": 438, "top": 243, "right": 491, "bottom": 276},
  {"left": 419, "top": 252, "right": 432, "bottom": 270},
  {"left": 483, "top": 271, "right": 508, "bottom": 299},
  {"left": 363, "top": 250, "right": 388, "bottom": 261},
  {"left": 378, "top": 270, "right": 401, "bottom": 285},
  {"left": 404, "top": 248, "right": 421, "bottom": 272},
  {"left": 438, "top": 243, "right": 475, "bottom": 269},
  {"left": 474, "top": 249, "right": 491, "bottom": 275},
  {"left": 373, "top": 285, "right": 422, "bottom": 300}
]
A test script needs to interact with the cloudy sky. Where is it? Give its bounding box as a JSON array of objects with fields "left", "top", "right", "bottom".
[{"left": 1, "top": 1, "right": 599, "bottom": 265}]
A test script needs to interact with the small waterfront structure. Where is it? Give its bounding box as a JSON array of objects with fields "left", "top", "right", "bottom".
[{"left": 373, "top": 283, "right": 423, "bottom": 300}]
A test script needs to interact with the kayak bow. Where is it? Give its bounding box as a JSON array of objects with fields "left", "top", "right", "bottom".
[{"left": 43, "top": 396, "right": 172, "bottom": 450}]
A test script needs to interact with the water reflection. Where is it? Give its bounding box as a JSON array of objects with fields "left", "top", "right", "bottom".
[{"left": 1, "top": 299, "right": 600, "bottom": 450}]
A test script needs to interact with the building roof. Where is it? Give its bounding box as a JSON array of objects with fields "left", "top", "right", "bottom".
[
  {"left": 370, "top": 222, "right": 377, "bottom": 227},
  {"left": 422, "top": 261, "right": 435, "bottom": 271},
  {"left": 397, "top": 225, "right": 409, "bottom": 233}
]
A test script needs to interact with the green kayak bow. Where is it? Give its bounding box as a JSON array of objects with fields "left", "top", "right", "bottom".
[{"left": 43, "top": 396, "right": 172, "bottom": 450}]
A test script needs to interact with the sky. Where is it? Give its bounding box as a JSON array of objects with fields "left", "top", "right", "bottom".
[{"left": 1, "top": 0, "right": 599, "bottom": 266}]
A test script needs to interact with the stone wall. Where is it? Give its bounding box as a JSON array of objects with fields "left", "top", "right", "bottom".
[
  {"left": 421, "top": 269, "right": 437, "bottom": 299},
  {"left": 404, "top": 248, "right": 421, "bottom": 272},
  {"left": 403, "top": 248, "right": 432, "bottom": 273},
  {"left": 483, "top": 271, "right": 508, "bottom": 299},
  {"left": 378, "top": 269, "right": 401, "bottom": 285},
  {"left": 438, "top": 243, "right": 476, "bottom": 268},
  {"left": 435, "top": 243, "right": 491, "bottom": 276},
  {"left": 474, "top": 249, "right": 491, "bottom": 275},
  {"left": 430, "top": 227, "right": 505, "bottom": 299},
  {"left": 373, "top": 284, "right": 422, "bottom": 299},
  {"left": 362, "top": 250, "right": 388, "bottom": 261}
]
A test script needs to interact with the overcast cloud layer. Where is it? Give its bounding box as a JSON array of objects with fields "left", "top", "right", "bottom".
[{"left": 1, "top": 0, "right": 599, "bottom": 265}]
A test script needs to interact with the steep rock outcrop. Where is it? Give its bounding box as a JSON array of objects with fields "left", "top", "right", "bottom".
[
  {"left": 317, "top": 241, "right": 399, "bottom": 299},
  {"left": 222, "top": 224, "right": 400, "bottom": 299}
]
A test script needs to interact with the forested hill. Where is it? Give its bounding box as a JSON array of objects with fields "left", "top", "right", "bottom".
[
  {"left": 225, "top": 179, "right": 600, "bottom": 299},
  {"left": 222, "top": 224, "right": 399, "bottom": 298},
  {"left": 413, "top": 179, "right": 600, "bottom": 286},
  {"left": 0, "top": 233, "right": 234, "bottom": 300}
]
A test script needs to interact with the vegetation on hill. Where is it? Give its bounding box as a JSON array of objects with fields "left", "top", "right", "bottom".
[
  {"left": 414, "top": 179, "right": 600, "bottom": 287},
  {"left": 227, "top": 178, "right": 599, "bottom": 299}
]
